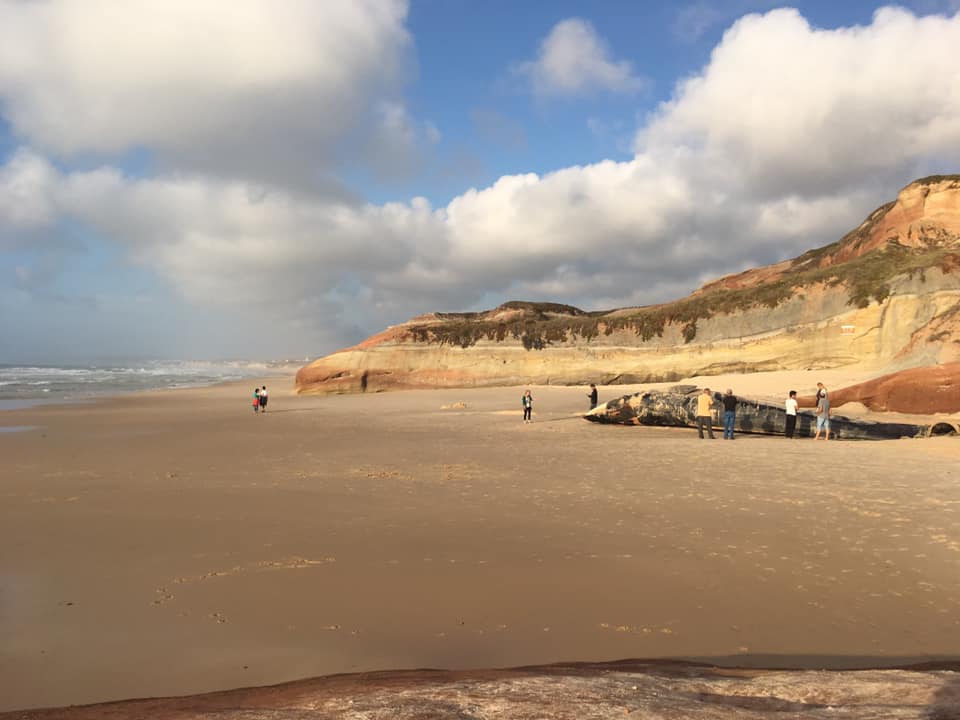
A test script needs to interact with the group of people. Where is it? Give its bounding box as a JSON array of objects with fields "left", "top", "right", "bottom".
[
  {"left": 520, "top": 382, "right": 835, "bottom": 438},
  {"left": 696, "top": 383, "right": 832, "bottom": 439},
  {"left": 786, "top": 382, "right": 832, "bottom": 440},
  {"left": 697, "top": 387, "right": 746, "bottom": 440},
  {"left": 252, "top": 385, "right": 269, "bottom": 413},
  {"left": 296, "top": 378, "right": 830, "bottom": 436}
]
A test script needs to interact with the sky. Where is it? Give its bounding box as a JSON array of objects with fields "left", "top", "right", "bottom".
[{"left": 1, "top": 0, "right": 959, "bottom": 364}]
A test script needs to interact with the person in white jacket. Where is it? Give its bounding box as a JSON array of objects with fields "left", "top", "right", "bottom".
[{"left": 785, "top": 390, "right": 798, "bottom": 438}]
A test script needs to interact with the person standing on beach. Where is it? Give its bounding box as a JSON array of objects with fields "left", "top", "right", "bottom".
[
  {"left": 814, "top": 383, "right": 831, "bottom": 440},
  {"left": 587, "top": 383, "right": 598, "bottom": 410},
  {"left": 696, "top": 388, "right": 716, "bottom": 439},
  {"left": 722, "top": 389, "right": 737, "bottom": 439},
  {"left": 252, "top": 387, "right": 260, "bottom": 413},
  {"left": 785, "top": 390, "right": 798, "bottom": 438},
  {"left": 522, "top": 389, "right": 533, "bottom": 423},
  {"left": 259, "top": 385, "right": 269, "bottom": 413}
]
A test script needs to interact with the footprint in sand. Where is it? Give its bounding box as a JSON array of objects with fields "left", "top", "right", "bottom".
[{"left": 152, "top": 587, "right": 175, "bottom": 606}]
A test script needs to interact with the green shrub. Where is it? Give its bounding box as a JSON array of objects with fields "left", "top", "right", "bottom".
[{"left": 404, "top": 242, "right": 960, "bottom": 349}]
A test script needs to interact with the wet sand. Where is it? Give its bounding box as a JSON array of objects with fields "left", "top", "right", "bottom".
[{"left": 2, "top": 378, "right": 959, "bottom": 711}]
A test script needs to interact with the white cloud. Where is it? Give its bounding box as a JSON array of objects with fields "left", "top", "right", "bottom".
[
  {"left": 640, "top": 7, "right": 960, "bottom": 197},
  {"left": 517, "top": 18, "right": 648, "bottom": 97},
  {"left": 3, "top": 6, "right": 960, "bottom": 358},
  {"left": 908, "top": 0, "right": 960, "bottom": 14},
  {"left": 673, "top": 1, "right": 729, "bottom": 42},
  {"left": 0, "top": 148, "right": 58, "bottom": 231},
  {"left": 0, "top": 152, "right": 447, "bottom": 333},
  {"left": 0, "top": 141, "right": 859, "bottom": 339},
  {"left": 672, "top": 1, "right": 780, "bottom": 43},
  {"left": 0, "top": 0, "right": 414, "bottom": 186},
  {"left": 425, "top": 122, "right": 442, "bottom": 146}
]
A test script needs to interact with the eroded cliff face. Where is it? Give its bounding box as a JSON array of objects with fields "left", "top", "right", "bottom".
[{"left": 296, "top": 177, "right": 960, "bottom": 395}]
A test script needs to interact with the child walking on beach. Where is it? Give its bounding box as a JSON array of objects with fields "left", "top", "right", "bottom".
[
  {"left": 522, "top": 389, "right": 533, "bottom": 423},
  {"left": 259, "top": 386, "right": 268, "bottom": 413},
  {"left": 785, "top": 390, "right": 798, "bottom": 438},
  {"left": 252, "top": 387, "right": 260, "bottom": 413}
]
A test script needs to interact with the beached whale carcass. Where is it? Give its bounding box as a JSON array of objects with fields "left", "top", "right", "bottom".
[{"left": 584, "top": 385, "right": 958, "bottom": 440}]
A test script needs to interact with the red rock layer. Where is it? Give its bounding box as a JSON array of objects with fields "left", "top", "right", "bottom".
[
  {"left": 700, "top": 176, "right": 960, "bottom": 293},
  {"left": 799, "top": 363, "right": 960, "bottom": 414}
]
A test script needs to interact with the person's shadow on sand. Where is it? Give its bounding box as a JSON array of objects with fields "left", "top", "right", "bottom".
[{"left": 929, "top": 666, "right": 960, "bottom": 718}]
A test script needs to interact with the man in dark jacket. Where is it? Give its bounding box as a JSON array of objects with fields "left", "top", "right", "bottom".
[{"left": 722, "top": 388, "right": 738, "bottom": 440}]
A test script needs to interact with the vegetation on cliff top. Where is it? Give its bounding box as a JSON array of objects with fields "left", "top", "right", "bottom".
[
  {"left": 434, "top": 300, "right": 590, "bottom": 321},
  {"left": 403, "top": 178, "right": 960, "bottom": 350},
  {"left": 913, "top": 174, "right": 960, "bottom": 187},
  {"left": 405, "top": 241, "right": 960, "bottom": 350},
  {"left": 789, "top": 201, "right": 895, "bottom": 272}
]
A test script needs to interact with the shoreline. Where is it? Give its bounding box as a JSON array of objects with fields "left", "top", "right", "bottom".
[
  {"left": 5, "top": 364, "right": 958, "bottom": 426},
  {"left": 2, "top": 377, "right": 959, "bottom": 711},
  {"left": 0, "top": 373, "right": 296, "bottom": 420},
  {"left": 0, "top": 361, "right": 300, "bottom": 417}
]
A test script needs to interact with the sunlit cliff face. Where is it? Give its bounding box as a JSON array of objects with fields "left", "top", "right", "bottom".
[{"left": 296, "top": 178, "right": 960, "bottom": 395}]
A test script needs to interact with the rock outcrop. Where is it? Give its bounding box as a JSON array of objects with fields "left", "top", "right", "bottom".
[
  {"left": 797, "top": 363, "right": 960, "bottom": 415},
  {"left": 8, "top": 660, "right": 960, "bottom": 719},
  {"left": 297, "top": 177, "right": 960, "bottom": 397}
]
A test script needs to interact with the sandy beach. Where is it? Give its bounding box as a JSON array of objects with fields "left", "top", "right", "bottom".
[{"left": 2, "top": 373, "right": 959, "bottom": 712}]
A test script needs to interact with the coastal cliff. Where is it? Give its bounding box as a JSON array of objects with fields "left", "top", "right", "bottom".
[{"left": 296, "top": 176, "right": 960, "bottom": 395}]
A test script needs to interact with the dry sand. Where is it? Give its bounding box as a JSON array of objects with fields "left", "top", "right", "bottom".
[{"left": 1, "top": 372, "right": 959, "bottom": 712}]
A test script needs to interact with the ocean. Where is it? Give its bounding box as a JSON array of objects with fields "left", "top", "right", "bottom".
[{"left": 0, "top": 360, "right": 291, "bottom": 410}]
